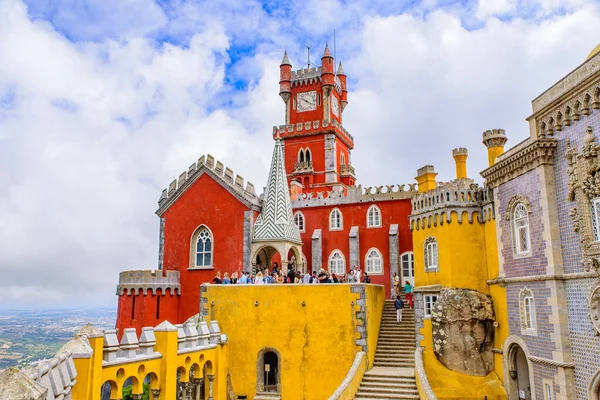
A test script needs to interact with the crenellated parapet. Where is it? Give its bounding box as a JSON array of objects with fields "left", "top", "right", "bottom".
[
  {"left": 117, "top": 270, "right": 181, "bottom": 296},
  {"left": 273, "top": 118, "right": 354, "bottom": 149},
  {"left": 157, "top": 154, "right": 261, "bottom": 216},
  {"left": 409, "top": 178, "right": 492, "bottom": 231},
  {"left": 291, "top": 183, "right": 417, "bottom": 208}
]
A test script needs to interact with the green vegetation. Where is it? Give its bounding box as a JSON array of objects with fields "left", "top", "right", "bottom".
[{"left": 122, "top": 383, "right": 150, "bottom": 400}]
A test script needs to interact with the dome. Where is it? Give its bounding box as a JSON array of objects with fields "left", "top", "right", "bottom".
[{"left": 586, "top": 43, "right": 600, "bottom": 61}]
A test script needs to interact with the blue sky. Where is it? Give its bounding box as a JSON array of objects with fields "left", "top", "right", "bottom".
[{"left": 0, "top": 0, "right": 599, "bottom": 309}]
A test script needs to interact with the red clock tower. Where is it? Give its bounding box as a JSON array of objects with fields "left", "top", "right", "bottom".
[{"left": 276, "top": 45, "right": 355, "bottom": 195}]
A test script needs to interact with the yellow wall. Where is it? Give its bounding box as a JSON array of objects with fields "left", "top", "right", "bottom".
[
  {"left": 413, "top": 211, "right": 488, "bottom": 293},
  {"left": 203, "top": 284, "right": 384, "bottom": 400},
  {"left": 412, "top": 206, "right": 508, "bottom": 397}
]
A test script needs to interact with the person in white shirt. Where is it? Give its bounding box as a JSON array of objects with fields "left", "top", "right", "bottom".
[
  {"left": 353, "top": 265, "right": 361, "bottom": 283},
  {"left": 302, "top": 272, "right": 311, "bottom": 284}
]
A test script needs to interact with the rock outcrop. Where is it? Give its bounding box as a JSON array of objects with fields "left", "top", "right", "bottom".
[{"left": 431, "top": 288, "right": 495, "bottom": 376}]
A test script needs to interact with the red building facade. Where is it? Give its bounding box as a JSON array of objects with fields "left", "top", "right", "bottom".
[{"left": 115, "top": 45, "right": 416, "bottom": 336}]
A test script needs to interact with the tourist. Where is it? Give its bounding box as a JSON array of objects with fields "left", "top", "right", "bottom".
[
  {"left": 239, "top": 272, "right": 248, "bottom": 284},
  {"left": 394, "top": 294, "right": 405, "bottom": 324},
  {"left": 231, "top": 272, "right": 238, "bottom": 284},
  {"left": 287, "top": 268, "right": 295, "bottom": 283},
  {"left": 276, "top": 271, "right": 284, "bottom": 284},
  {"left": 311, "top": 271, "right": 318, "bottom": 284},
  {"left": 348, "top": 270, "right": 357, "bottom": 284},
  {"left": 353, "top": 265, "right": 361, "bottom": 283},
  {"left": 332, "top": 274, "right": 339, "bottom": 283},
  {"left": 363, "top": 272, "right": 371, "bottom": 284},
  {"left": 393, "top": 273, "right": 400, "bottom": 296},
  {"left": 318, "top": 269, "right": 328, "bottom": 283},
  {"left": 255, "top": 271, "right": 265, "bottom": 284},
  {"left": 222, "top": 272, "right": 231, "bottom": 284},
  {"left": 302, "top": 271, "right": 311, "bottom": 284},
  {"left": 404, "top": 281, "right": 414, "bottom": 309}
]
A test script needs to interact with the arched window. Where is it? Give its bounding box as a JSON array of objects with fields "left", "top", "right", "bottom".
[
  {"left": 340, "top": 153, "right": 346, "bottom": 166},
  {"left": 424, "top": 236, "right": 438, "bottom": 271},
  {"left": 519, "top": 288, "right": 537, "bottom": 335},
  {"left": 513, "top": 203, "right": 530, "bottom": 256},
  {"left": 328, "top": 250, "right": 345, "bottom": 275},
  {"left": 365, "top": 248, "right": 383, "bottom": 274},
  {"left": 294, "top": 211, "right": 305, "bottom": 232},
  {"left": 298, "top": 149, "right": 305, "bottom": 163},
  {"left": 192, "top": 227, "right": 213, "bottom": 268},
  {"left": 367, "top": 205, "right": 382, "bottom": 228},
  {"left": 329, "top": 208, "right": 343, "bottom": 230},
  {"left": 305, "top": 148, "right": 312, "bottom": 163}
]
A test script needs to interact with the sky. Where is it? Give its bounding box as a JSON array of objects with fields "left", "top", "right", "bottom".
[{"left": 0, "top": 0, "right": 599, "bottom": 309}]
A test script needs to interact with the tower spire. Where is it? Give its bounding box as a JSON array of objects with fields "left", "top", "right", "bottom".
[{"left": 280, "top": 51, "right": 291, "bottom": 66}]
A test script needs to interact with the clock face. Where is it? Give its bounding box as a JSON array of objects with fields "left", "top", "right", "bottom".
[
  {"left": 297, "top": 91, "right": 317, "bottom": 112},
  {"left": 331, "top": 95, "right": 340, "bottom": 117}
]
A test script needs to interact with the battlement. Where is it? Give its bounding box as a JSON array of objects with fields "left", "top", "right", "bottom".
[
  {"left": 291, "top": 183, "right": 417, "bottom": 208},
  {"left": 409, "top": 179, "right": 492, "bottom": 228},
  {"left": 117, "top": 270, "right": 181, "bottom": 295},
  {"left": 482, "top": 129, "right": 507, "bottom": 148},
  {"left": 273, "top": 118, "right": 354, "bottom": 148},
  {"left": 157, "top": 154, "right": 260, "bottom": 215},
  {"left": 452, "top": 147, "right": 468, "bottom": 157},
  {"left": 416, "top": 165, "right": 435, "bottom": 176},
  {"left": 290, "top": 66, "right": 322, "bottom": 82}
]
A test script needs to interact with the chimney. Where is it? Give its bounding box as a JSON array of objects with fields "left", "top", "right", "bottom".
[
  {"left": 452, "top": 148, "right": 468, "bottom": 179},
  {"left": 482, "top": 129, "right": 508, "bottom": 167},
  {"left": 415, "top": 165, "right": 437, "bottom": 193}
]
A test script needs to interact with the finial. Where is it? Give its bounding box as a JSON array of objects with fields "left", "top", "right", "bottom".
[
  {"left": 323, "top": 42, "right": 332, "bottom": 58},
  {"left": 281, "top": 51, "right": 291, "bottom": 66},
  {"left": 275, "top": 131, "right": 282, "bottom": 141},
  {"left": 584, "top": 126, "right": 595, "bottom": 144},
  {"left": 306, "top": 45, "right": 311, "bottom": 69}
]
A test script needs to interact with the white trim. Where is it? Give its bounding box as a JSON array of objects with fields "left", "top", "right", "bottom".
[
  {"left": 328, "top": 250, "right": 346, "bottom": 275},
  {"left": 297, "top": 148, "right": 305, "bottom": 163},
  {"left": 364, "top": 247, "right": 384, "bottom": 275},
  {"left": 424, "top": 236, "right": 438, "bottom": 271},
  {"left": 329, "top": 208, "right": 343, "bottom": 231},
  {"left": 366, "top": 204, "right": 382, "bottom": 228},
  {"left": 293, "top": 211, "right": 305, "bottom": 232},
  {"left": 189, "top": 224, "right": 214, "bottom": 270},
  {"left": 543, "top": 379, "right": 553, "bottom": 400}
]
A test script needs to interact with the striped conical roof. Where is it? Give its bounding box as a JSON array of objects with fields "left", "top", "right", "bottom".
[{"left": 253, "top": 137, "right": 302, "bottom": 243}]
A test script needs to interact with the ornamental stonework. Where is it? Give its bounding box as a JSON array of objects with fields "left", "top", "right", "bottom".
[
  {"left": 590, "top": 281, "right": 600, "bottom": 336},
  {"left": 566, "top": 126, "right": 600, "bottom": 272}
]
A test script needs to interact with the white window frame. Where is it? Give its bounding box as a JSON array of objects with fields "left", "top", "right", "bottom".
[
  {"left": 513, "top": 203, "right": 531, "bottom": 257},
  {"left": 401, "top": 251, "right": 414, "bottom": 278},
  {"left": 544, "top": 381, "right": 553, "bottom": 400},
  {"left": 365, "top": 248, "right": 384, "bottom": 275},
  {"left": 424, "top": 236, "right": 438, "bottom": 271},
  {"left": 294, "top": 211, "right": 305, "bottom": 232},
  {"left": 189, "top": 225, "right": 214, "bottom": 270},
  {"left": 592, "top": 198, "right": 600, "bottom": 241},
  {"left": 520, "top": 287, "right": 537, "bottom": 335},
  {"left": 424, "top": 294, "right": 438, "bottom": 318},
  {"left": 328, "top": 250, "right": 346, "bottom": 275},
  {"left": 329, "top": 208, "right": 343, "bottom": 231},
  {"left": 367, "top": 205, "right": 382, "bottom": 228}
]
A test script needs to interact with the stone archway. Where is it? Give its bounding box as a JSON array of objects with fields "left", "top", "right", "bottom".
[
  {"left": 503, "top": 335, "right": 536, "bottom": 400},
  {"left": 250, "top": 242, "right": 302, "bottom": 274},
  {"left": 256, "top": 347, "right": 282, "bottom": 394},
  {"left": 253, "top": 246, "right": 281, "bottom": 272}
]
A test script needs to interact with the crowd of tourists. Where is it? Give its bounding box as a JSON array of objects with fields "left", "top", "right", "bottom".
[{"left": 211, "top": 264, "right": 372, "bottom": 285}]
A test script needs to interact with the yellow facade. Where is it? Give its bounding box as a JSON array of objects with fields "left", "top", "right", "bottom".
[
  {"left": 410, "top": 148, "right": 509, "bottom": 399},
  {"left": 70, "top": 324, "right": 228, "bottom": 400},
  {"left": 202, "top": 284, "right": 384, "bottom": 400}
]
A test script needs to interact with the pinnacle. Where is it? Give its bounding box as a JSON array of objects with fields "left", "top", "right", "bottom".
[
  {"left": 337, "top": 61, "right": 345, "bottom": 76},
  {"left": 280, "top": 51, "right": 291, "bottom": 66},
  {"left": 322, "top": 43, "right": 332, "bottom": 58}
]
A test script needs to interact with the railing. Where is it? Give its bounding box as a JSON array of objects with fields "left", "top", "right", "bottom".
[
  {"left": 293, "top": 160, "right": 313, "bottom": 172},
  {"left": 328, "top": 351, "right": 367, "bottom": 400},
  {"left": 415, "top": 348, "right": 437, "bottom": 400},
  {"left": 340, "top": 164, "right": 355, "bottom": 177}
]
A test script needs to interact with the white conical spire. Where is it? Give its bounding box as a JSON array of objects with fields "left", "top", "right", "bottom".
[{"left": 253, "top": 137, "right": 302, "bottom": 243}]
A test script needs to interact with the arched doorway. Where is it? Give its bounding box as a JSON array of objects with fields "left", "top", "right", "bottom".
[
  {"left": 505, "top": 338, "right": 534, "bottom": 400},
  {"left": 254, "top": 246, "right": 280, "bottom": 273},
  {"left": 256, "top": 347, "right": 281, "bottom": 394}
]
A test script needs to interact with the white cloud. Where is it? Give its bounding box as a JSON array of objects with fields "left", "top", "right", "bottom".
[{"left": 0, "top": 0, "right": 599, "bottom": 308}]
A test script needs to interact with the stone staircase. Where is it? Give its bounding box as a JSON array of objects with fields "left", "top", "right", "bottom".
[{"left": 354, "top": 296, "right": 419, "bottom": 400}]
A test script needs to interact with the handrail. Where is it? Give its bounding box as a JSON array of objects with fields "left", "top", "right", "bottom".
[{"left": 415, "top": 347, "right": 437, "bottom": 400}]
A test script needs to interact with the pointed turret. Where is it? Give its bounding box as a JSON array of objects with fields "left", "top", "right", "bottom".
[
  {"left": 321, "top": 43, "right": 334, "bottom": 86},
  {"left": 323, "top": 43, "right": 332, "bottom": 58},
  {"left": 337, "top": 61, "right": 348, "bottom": 111},
  {"left": 252, "top": 137, "right": 302, "bottom": 244},
  {"left": 279, "top": 51, "right": 292, "bottom": 121},
  {"left": 281, "top": 51, "right": 291, "bottom": 66}
]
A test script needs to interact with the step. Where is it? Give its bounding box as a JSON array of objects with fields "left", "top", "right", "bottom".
[
  {"left": 362, "top": 376, "right": 417, "bottom": 384},
  {"left": 355, "top": 392, "right": 420, "bottom": 399},
  {"left": 356, "top": 385, "right": 419, "bottom": 395}
]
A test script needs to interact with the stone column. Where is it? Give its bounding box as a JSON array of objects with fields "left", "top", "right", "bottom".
[
  {"left": 191, "top": 378, "right": 203, "bottom": 400},
  {"left": 151, "top": 389, "right": 161, "bottom": 400},
  {"left": 132, "top": 395, "right": 143, "bottom": 400},
  {"left": 207, "top": 375, "right": 215, "bottom": 400},
  {"left": 198, "top": 377, "right": 205, "bottom": 400},
  {"left": 349, "top": 226, "right": 360, "bottom": 269},
  {"left": 311, "top": 229, "right": 322, "bottom": 273}
]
